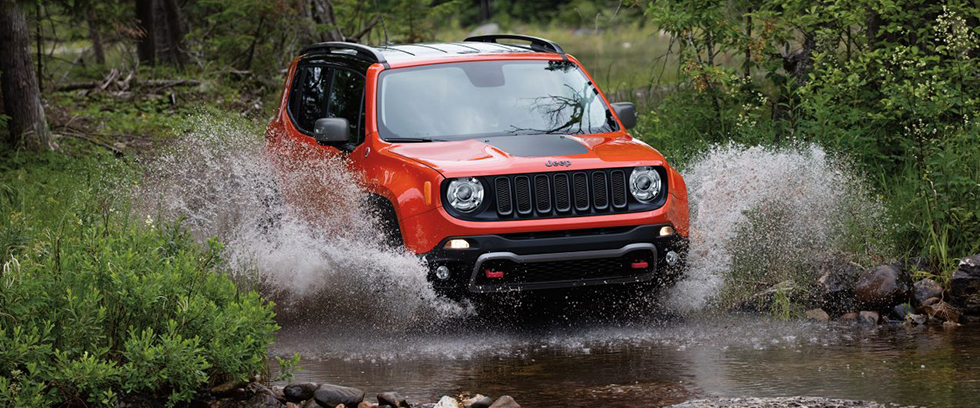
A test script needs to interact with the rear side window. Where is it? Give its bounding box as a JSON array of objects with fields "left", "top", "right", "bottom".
[
  {"left": 288, "top": 65, "right": 366, "bottom": 142},
  {"left": 328, "top": 69, "right": 365, "bottom": 142}
]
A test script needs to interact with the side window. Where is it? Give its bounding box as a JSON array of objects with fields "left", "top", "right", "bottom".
[
  {"left": 288, "top": 66, "right": 330, "bottom": 133},
  {"left": 288, "top": 64, "right": 366, "bottom": 144},
  {"left": 327, "top": 69, "right": 366, "bottom": 143}
]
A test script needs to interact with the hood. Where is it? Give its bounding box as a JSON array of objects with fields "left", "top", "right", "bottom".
[{"left": 384, "top": 133, "right": 666, "bottom": 178}]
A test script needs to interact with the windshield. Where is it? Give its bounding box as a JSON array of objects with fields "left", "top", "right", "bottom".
[{"left": 377, "top": 60, "right": 615, "bottom": 141}]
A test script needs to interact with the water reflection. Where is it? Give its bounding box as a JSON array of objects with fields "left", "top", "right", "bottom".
[{"left": 271, "top": 315, "right": 980, "bottom": 407}]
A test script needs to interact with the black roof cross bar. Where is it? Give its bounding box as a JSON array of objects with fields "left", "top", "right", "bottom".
[
  {"left": 464, "top": 34, "right": 565, "bottom": 55},
  {"left": 301, "top": 42, "right": 389, "bottom": 68}
]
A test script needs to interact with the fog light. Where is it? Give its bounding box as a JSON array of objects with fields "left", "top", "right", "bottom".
[
  {"left": 435, "top": 265, "right": 451, "bottom": 280},
  {"left": 659, "top": 226, "right": 675, "bottom": 237},
  {"left": 665, "top": 251, "right": 679, "bottom": 267},
  {"left": 444, "top": 239, "right": 470, "bottom": 249}
]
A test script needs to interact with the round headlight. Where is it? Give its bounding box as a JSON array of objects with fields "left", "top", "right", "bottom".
[
  {"left": 446, "top": 178, "right": 484, "bottom": 212},
  {"left": 629, "top": 166, "right": 661, "bottom": 203}
]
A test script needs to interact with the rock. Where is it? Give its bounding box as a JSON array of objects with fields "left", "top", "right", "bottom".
[
  {"left": 462, "top": 395, "right": 493, "bottom": 408},
  {"left": 855, "top": 264, "right": 909, "bottom": 310},
  {"left": 950, "top": 254, "right": 980, "bottom": 314},
  {"left": 892, "top": 303, "right": 914, "bottom": 319},
  {"left": 377, "top": 391, "right": 408, "bottom": 408},
  {"left": 210, "top": 398, "right": 245, "bottom": 408},
  {"left": 814, "top": 262, "right": 861, "bottom": 315},
  {"left": 913, "top": 278, "right": 943, "bottom": 305},
  {"left": 905, "top": 313, "right": 927, "bottom": 325},
  {"left": 285, "top": 383, "right": 319, "bottom": 403},
  {"left": 488, "top": 396, "right": 520, "bottom": 408},
  {"left": 804, "top": 308, "right": 830, "bottom": 322},
  {"left": 302, "top": 400, "right": 320, "bottom": 408},
  {"left": 839, "top": 312, "right": 859, "bottom": 322},
  {"left": 314, "top": 384, "right": 365, "bottom": 408},
  {"left": 213, "top": 379, "right": 248, "bottom": 396},
  {"left": 286, "top": 404, "right": 301, "bottom": 408},
  {"left": 922, "top": 300, "right": 960, "bottom": 323},
  {"left": 358, "top": 402, "right": 379, "bottom": 408},
  {"left": 737, "top": 280, "right": 798, "bottom": 313},
  {"left": 245, "top": 393, "right": 285, "bottom": 408},
  {"left": 247, "top": 382, "right": 274, "bottom": 397},
  {"left": 272, "top": 386, "right": 287, "bottom": 402},
  {"left": 858, "top": 311, "right": 880, "bottom": 326},
  {"left": 920, "top": 296, "right": 941, "bottom": 308},
  {"left": 433, "top": 396, "right": 461, "bottom": 408}
]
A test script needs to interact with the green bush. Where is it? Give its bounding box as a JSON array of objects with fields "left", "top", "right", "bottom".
[{"left": 0, "top": 153, "right": 278, "bottom": 407}]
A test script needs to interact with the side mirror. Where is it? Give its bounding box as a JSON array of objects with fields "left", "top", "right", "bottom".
[
  {"left": 610, "top": 102, "right": 637, "bottom": 130},
  {"left": 313, "top": 117, "right": 350, "bottom": 144}
]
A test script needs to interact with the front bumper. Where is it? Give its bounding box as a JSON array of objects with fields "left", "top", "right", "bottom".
[{"left": 423, "top": 224, "right": 687, "bottom": 294}]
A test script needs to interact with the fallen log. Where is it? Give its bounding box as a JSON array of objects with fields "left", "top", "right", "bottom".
[{"left": 56, "top": 78, "right": 200, "bottom": 92}]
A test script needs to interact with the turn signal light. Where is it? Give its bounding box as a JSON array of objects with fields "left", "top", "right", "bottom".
[
  {"left": 659, "top": 226, "right": 675, "bottom": 236},
  {"left": 444, "top": 239, "right": 470, "bottom": 249}
]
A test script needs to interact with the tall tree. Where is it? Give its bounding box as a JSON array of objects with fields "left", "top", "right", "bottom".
[
  {"left": 135, "top": 0, "right": 155, "bottom": 65},
  {"left": 87, "top": 8, "right": 105, "bottom": 64},
  {"left": 0, "top": 0, "right": 53, "bottom": 151},
  {"left": 159, "top": 0, "right": 186, "bottom": 65}
]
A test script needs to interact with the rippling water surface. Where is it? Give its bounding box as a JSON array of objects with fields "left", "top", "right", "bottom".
[{"left": 272, "top": 315, "right": 980, "bottom": 408}]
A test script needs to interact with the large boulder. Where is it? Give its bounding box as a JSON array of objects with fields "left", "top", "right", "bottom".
[
  {"left": 488, "top": 396, "right": 520, "bottom": 408},
  {"left": 855, "top": 264, "right": 910, "bottom": 310},
  {"left": 314, "top": 384, "right": 365, "bottom": 408},
  {"left": 245, "top": 393, "right": 286, "bottom": 408},
  {"left": 950, "top": 254, "right": 980, "bottom": 315},
  {"left": 378, "top": 391, "right": 409, "bottom": 408},
  {"left": 285, "top": 383, "right": 319, "bottom": 403},
  {"left": 914, "top": 279, "right": 943, "bottom": 305},
  {"left": 813, "top": 261, "right": 861, "bottom": 315}
]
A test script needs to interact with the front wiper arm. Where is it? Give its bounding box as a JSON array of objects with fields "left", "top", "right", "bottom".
[{"left": 385, "top": 137, "right": 447, "bottom": 143}]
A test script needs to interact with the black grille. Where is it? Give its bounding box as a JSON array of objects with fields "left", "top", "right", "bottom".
[
  {"left": 448, "top": 167, "right": 667, "bottom": 221},
  {"left": 573, "top": 172, "right": 589, "bottom": 211},
  {"left": 554, "top": 174, "right": 571, "bottom": 212},
  {"left": 592, "top": 172, "right": 608, "bottom": 210},
  {"left": 534, "top": 175, "right": 551, "bottom": 213},
  {"left": 495, "top": 177, "right": 512, "bottom": 215},
  {"left": 514, "top": 176, "right": 532, "bottom": 215},
  {"left": 610, "top": 170, "right": 627, "bottom": 208}
]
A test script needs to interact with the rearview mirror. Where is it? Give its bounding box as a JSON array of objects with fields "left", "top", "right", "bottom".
[
  {"left": 313, "top": 117, "right": 350, "bottom": 144},
  {"left": 610, "top": 102, "right": 637, "bottom": 130}
]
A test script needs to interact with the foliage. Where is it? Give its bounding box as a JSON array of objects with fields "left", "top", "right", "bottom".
[
  {"left": 0, "top": 153, "right": 279, "bottom": 407},
  {"left": 637, "top": 0, "right": 980, "bottom": 288}
]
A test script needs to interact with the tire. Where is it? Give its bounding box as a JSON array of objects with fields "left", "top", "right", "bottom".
[{"left": 366, "top": 194, "right": 404, "bottom": 249}]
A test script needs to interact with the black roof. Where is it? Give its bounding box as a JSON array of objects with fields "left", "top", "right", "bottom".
[{"left": 301, "top": 34, "right": 565, "bottom": 68}]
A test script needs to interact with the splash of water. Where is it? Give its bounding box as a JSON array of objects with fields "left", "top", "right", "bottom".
[
  {"left": 134, "top": 115, "right": 471, "bottom": 330},
  {"left": 669, "top": 144, "right": 890, "bottom": 312}
]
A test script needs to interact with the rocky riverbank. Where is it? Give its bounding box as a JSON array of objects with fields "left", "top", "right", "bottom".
[
  {"left": 743, "top": 254, "right": 980, "bottom": 327},
  {"left": 207, "top": 380, "right": 520, "bottom": 408}
]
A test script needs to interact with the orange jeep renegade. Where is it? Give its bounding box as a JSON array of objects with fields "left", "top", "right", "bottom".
[{"left": 266, "top": 35, "right": 690, "bottom": 297}]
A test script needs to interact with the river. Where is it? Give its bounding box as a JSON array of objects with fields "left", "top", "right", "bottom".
[{"left": 271, "top": 312, "right": 980, "bottom": 408}]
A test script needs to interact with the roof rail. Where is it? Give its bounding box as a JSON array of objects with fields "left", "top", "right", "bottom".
[
  {"left": 301, "top": 42, "right": 388, "bottom": 67},
  {"left": 463, "top": 34, "right": 565, "bottom": 55}
]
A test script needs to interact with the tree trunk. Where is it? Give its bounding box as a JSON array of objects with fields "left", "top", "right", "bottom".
[
  {"left": 0, "top": 0, "right": 54, "bottom": 151},
  {"left": 135, "top": 0, "right": 156, "bottom": 65},
  {"left": 87, "top": 9, "right": 105, "bottom": 64},
  {"left": 161, "top": 0, "right": 185, "bottom": 65},
  {"left": 310, "top": 0, "right": 344, "bottom": 42},
  {"left": 480, "top": 0, "right": 492, "bottom": 22}
]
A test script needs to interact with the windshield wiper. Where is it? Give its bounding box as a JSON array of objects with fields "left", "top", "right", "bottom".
[{"left": 386, "top": 137, "right": 447, "bottom": 143}]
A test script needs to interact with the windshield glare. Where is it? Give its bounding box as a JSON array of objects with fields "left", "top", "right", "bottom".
[{"left": 378, "top": 60, "right": 615, "bottom": 141}]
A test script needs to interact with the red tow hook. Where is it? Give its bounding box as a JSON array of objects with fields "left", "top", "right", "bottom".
[
  {"left": 630, "top": 260, "right": 649, "bottom": 270},
  {"left": 485, "top": 269, "right": 504, "bottom": 278}
]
